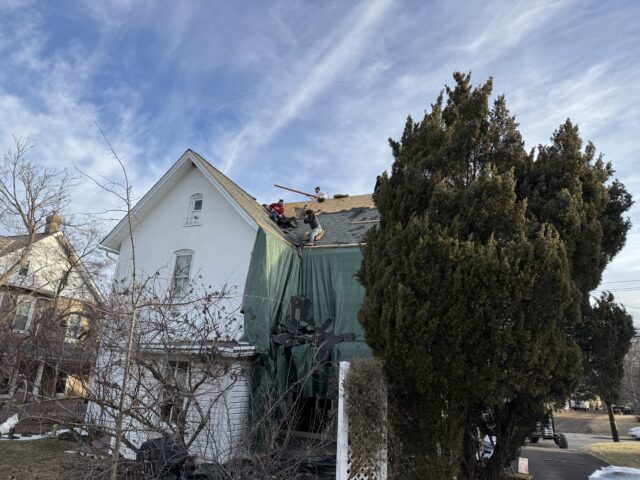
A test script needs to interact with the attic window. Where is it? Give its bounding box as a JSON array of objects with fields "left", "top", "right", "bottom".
[{"left": 186, "top": 194, "right": 203, "bottom": 225}]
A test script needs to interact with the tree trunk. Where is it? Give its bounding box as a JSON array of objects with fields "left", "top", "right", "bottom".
[
  {"left": 606, "top": 402, "right": 620, "bottom": 442},
  {"left": 31, "top": 360, "right": 45, "bottom": 400}
]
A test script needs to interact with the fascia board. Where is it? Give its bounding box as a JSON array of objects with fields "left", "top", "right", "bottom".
[{"left": 53, "top": 232, "right": 105, "bottom": 304}]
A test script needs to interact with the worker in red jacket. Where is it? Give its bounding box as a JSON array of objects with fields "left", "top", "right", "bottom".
[
  {"left": 268, "top": 199, "right": 285, "bottom": 220},
  {"left": 267, "top": 199, "right": 297, "bottom": 228}
]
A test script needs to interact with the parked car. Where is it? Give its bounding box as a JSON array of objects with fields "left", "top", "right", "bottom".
[
  {"left": 628, "top": 426, "right": 640, "bottom": 440},
  {"left": 571, "top": 400, "right": 590, "bottom": 411},
  {"left": 612, "top": 404, "right": 633, "bottom": 415}
]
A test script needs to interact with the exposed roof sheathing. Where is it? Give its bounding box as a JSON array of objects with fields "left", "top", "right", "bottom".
[{"left": 283, "top": 194, "right": 375, "bottom": 217}]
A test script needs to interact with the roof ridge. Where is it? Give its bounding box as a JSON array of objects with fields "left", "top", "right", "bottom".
[{"left": 187, "top": 149, "right": 258, "bottom": 204}]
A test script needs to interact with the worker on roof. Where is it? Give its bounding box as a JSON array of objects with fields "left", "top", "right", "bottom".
[
  {"left": 268, "top": 199, "right": 297, "bottom": 228},
  {"left": 303, "top": 209, "right": 324, "bottom": 245},
  {"left": 268, "top": 199, "right": 285, "bottom": 220},
  {"left": 312, "top": 186, "right": 328, "bottom": 202}
]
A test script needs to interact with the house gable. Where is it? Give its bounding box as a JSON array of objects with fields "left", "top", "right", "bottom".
[
  {"left": 101, "top": 150, "right": 286, "bottom": 254},
  {"left": 0, "top": 232, "right": 102, "bottom": 304}
]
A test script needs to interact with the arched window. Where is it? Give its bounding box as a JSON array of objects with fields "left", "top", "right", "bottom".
[
  {"left": 171, "top": 249, "right": 194, "bottom": 298},
  {"left": 186, "top": 193, "right": 203, "bottom": 225}
]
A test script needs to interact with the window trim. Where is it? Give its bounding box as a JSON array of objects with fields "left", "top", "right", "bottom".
[
  {"left": 171, "top": 249, "right": 194, "bottom": 299},
  {"left": 160, "top": 359, "right": 190, "bottom": 425},
  {"left": 185, "top": 193, "right": 203, "bottom": 226},
  {"left": 13, "top": 295, "right": 35, "bottom": 332},
  {"left": 65, "top": 313, "right": 88, "bottom": 342}
]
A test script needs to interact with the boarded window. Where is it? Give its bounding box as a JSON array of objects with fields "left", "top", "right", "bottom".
[{"left": 56, "top": 371, "right": 68, "bottom": 395}]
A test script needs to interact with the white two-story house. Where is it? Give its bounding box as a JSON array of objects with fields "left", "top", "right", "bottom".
[{"left": 85, "top": 149, "right": 289, "bottom": 463}]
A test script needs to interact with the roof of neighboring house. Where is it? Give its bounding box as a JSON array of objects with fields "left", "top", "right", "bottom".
[
  {"left": 188, "top": 150, "right": 286, "bottom": 240},
  {"left": 0, "top": 233, "right": 51, "bottom": 257},
  {"left": 0, "top": 231, "right": 104, "bottom": 304}
]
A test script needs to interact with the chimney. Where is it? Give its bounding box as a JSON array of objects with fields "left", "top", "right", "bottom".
[{"left": 44, "top": 212, "right": 62, "bottom": 234}]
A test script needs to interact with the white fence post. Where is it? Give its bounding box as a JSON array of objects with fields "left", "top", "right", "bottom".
[{"left": 336, "top": 361, "right": 350, "bottom": 480}]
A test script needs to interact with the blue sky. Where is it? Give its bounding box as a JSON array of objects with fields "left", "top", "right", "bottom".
[{"left": 1, "top": 0, "right": 639, "bottom": 322}]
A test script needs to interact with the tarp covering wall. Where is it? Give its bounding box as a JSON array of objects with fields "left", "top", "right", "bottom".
[
  {"left": 299, "top": 248, "right": 368, "bottom": 339},
  {"left": 242, "top": 228, "right": 371, "bottom": 406},
  {"left": 243, "top": 228, "right": 301, "bottom": 353}
]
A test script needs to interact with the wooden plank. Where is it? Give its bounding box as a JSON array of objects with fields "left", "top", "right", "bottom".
[{"left": 274, "top": 184, "right": 320, "bottom": 199}]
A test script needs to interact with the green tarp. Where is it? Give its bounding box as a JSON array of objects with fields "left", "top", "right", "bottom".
[
  {"left": 299, "top": 248, "right": 368, "bottom": 339},
  {"left": 242, "top": 228, "right": 371, "bottom": 404},
  {"left": 243, "top": 228, "right": 301, "bottom": 353}
]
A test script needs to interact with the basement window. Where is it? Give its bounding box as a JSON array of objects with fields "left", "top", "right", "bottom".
[{"left": 186, "top": 193, "right": 203, "bottom": 225}]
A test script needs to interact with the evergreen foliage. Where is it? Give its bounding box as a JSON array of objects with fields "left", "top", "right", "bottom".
[
  {"left": 358, "top": 72, "right": 633, "bottom": 479},
  {"left": 581, "top": 292, "right": 635, "bottom": 406}
]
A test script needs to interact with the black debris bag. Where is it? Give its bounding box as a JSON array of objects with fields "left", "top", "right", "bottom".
[{"left": 137, "top": 436, "right": 189, "bottom": 479}]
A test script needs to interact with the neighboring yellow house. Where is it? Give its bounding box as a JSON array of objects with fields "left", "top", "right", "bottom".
[{"left": 0, "top": 215, "right": 103, "bottom": 402}]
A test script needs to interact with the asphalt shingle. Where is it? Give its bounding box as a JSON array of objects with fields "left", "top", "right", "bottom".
[{"left": 281, "top": 207, "right": 379, "bottom": 246}]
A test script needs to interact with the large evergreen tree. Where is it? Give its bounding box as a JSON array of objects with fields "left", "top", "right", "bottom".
[{"left": 358, "top": 73, "right": 633, "bottom": 479}]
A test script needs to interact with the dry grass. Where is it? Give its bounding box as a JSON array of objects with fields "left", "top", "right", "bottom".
[
  {"left": 0, "top": 438, "right": 88, "bottom": 479},
  {"left": 582, "top": 442, "right": 640, "bottom": 468},
  {"left": 555, "top": 411, "right": 640, "bottom": 435},
  {"left": 0, "top": 437, "right": 136, "bottom": 479}
]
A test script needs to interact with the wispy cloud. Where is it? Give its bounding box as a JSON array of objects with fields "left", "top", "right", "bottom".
[
  {"left": 217, "top": 0, "right": 393, "bottom": 173},
  {"left": 1, "top": 0, "right": 639, "bottom": 322}
]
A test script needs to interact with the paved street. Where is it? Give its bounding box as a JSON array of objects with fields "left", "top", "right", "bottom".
[
  {"left": 522, "top": 446, "right": 609, "bottom": 480},
  {"left": 518, "top": 411, "right": 640, "bottom": 479}
]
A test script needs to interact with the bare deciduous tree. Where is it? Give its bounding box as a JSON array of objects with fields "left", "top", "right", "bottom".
[{"left": 0, "top": 136, "right": 71, "bottom": 286}]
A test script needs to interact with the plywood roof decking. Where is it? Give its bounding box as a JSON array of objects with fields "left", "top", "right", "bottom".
[{"left": 283, "top": 194, "right": 375, "bottom": 217}]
